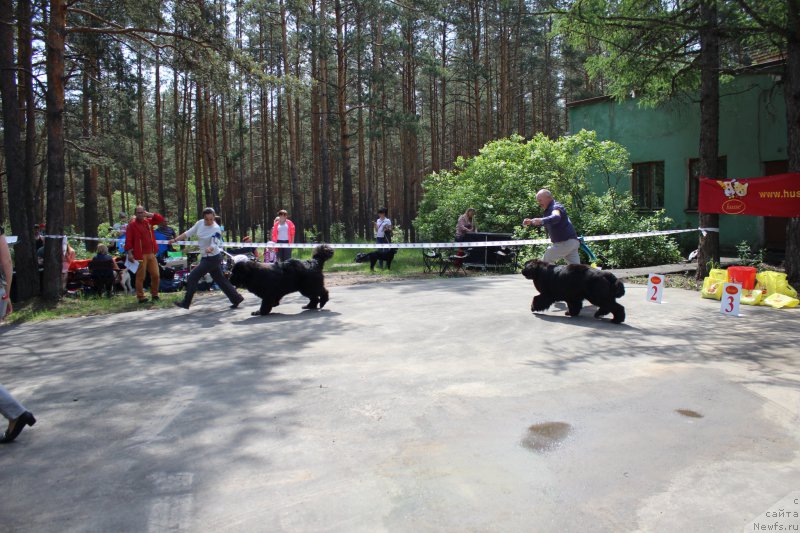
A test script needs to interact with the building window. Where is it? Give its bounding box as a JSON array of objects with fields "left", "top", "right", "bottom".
[
  {"left": 687, "top": 157, "right": 727, "bottom": 211},
  {"left": 631, "top": 162, "right": 664, "bottom": 210}
]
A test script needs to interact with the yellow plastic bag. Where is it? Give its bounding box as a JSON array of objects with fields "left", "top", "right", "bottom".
[
  {"left": 762, "top": 293, "right": 800, "bottom": 309},
  {"left": 709, "top": 268, "right": 728, "bottom": 282},
  {"left": 701, "top": 277, "right": 723, "bottom": 300},
  {"left": 740, "top": 289, "right": 763, "bottom": 306},
  {"left": 755, "top": 271, "right": 798, "bottom": 298},
  {"left": 784, "top": 283, "right": 798, "bottom": 298}
]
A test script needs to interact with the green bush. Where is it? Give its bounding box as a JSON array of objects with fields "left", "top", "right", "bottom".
[
  {"left": 415, "top": 130, "right": 683, "bottom": 268},
  {"left": 735, "top": 240, "right": 764, "bottom": 268}
]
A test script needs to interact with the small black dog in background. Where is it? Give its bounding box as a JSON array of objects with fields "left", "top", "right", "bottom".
[{"left": 355, "top": 248, "right": 398, "bottom": 271}]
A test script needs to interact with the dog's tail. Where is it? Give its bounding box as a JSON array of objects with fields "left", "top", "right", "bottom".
[{"left": 312, "top": 244, "right": 335, "bottom": 268}]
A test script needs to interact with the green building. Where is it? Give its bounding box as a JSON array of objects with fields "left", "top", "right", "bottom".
[{"left": 567, "top": 65, "right": 788, "bottom": 252}]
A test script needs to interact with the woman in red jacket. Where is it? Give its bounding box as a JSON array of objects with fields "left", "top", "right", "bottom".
[{"left": 270, "top": 209, "right": 295, "bottom": 261}]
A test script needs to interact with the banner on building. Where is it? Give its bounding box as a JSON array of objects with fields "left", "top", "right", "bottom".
[{"left": 699, "top": 173, "right": 800, "bottom": 217}]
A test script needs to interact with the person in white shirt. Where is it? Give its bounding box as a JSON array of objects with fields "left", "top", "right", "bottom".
[
  {"left": 170, "top": 207, "right": 244, "bottom": 310},
  {"left": 374, "top": 207, "right": 393, "bottom": 269}
]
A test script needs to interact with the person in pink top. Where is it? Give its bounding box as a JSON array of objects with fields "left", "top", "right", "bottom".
[{"left": 271, "top": 210, "right": 296, "bottom": 261}]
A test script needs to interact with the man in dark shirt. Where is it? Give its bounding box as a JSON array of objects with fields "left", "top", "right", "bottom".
[{"left": 523, "top": 189, "right": 580, "bottom": 265}]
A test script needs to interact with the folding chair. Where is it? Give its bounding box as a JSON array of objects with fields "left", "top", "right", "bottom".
[
  {"left": 422, "top": 249, "right": 443, "bottom": 273},
  {"left": 440, "top": 249, "right": 469, "bottom": 276}
]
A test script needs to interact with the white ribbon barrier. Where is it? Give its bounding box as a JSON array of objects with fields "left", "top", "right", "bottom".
[{"left": 37, "top": 227, "right": 701, "bottom": 250}]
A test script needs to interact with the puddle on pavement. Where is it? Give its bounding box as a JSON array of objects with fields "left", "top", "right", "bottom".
[
  {"left": 521, "top": 422, "right": 572, "bottom": 452},
  {"left": 675, "top": 409, "right": 703, "bottom": 418}
]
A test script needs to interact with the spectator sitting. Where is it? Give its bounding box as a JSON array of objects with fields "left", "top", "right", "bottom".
[
  {"left": 157, "top": 218, "right": 177, "bottom": 256},
  {"left": 62, "top": 243, "right": 76, "bottom": 292},
  {"left": 88, "top": 243, "right": 120, "bottom": 297}
]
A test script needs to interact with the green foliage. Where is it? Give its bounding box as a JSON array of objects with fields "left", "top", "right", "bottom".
[
  {"left": 735, "top": 240, "right": 764, "bottom": 268},
  {"left": 304, "top": 225, "right": 321, "bottom": 243},
  {"left": 329, "top": 222, "right": 347, "bottom": 243},
  {"left": 576, "top": 190, "right": 683, "bottom": 268},
  {"left": 555, "top": 0, "right": 774, "bottom": 107},
  {"left": 415, "top": 131, "right": 683, "bottom": 268}
]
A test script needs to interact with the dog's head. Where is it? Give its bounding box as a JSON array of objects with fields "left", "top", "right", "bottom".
[
  {"left": 521, "top": 259, "right": 548, "bottom": 280},
  {"left": 354, "top": 252, "right": 369, "bottom": 263},
  {"left": 229, "top": 261, "right": 253, "bottom": 288}
]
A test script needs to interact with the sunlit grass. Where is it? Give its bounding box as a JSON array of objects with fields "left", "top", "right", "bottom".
[
  {"left": 311, "top": 246, "right": 430, "bottom": 275},
  {"left": 3, "top": 291, "right": 187, "bottom": 324}
]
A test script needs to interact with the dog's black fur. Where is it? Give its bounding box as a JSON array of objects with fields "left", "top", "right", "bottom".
[
  {"left": 229, "top": 245, "right": 334, "bottom": 316},
  {"left": 355, "top": 248, "right": 398, "bottom": 271},
  {"left": 521, "top": 259, "right": 626, "bottom": 323}
]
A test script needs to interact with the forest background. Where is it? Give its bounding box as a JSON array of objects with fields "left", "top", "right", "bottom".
[{"left": 1, "top": 0, "right": 798, "bottom": 302}]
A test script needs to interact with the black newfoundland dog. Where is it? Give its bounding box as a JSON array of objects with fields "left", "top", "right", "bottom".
[
  {"left": 355, "top": 248, "right": 398, "bottom": 271},
  {"left": 229, "top": 245, "right": 334, "bottom": 316},
  {"left": 521, "top": 259, "right": 626, "bottom": 324}
]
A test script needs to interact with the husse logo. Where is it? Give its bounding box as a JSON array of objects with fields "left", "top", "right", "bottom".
[
  {"left": 716, "top": 178, "right": 749, "bottom": 198},
  {"left": 717, "top": 179, "right": 748, "bottom": 213}
]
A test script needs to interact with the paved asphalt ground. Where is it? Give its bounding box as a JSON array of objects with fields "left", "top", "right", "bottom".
[{"left": 1, "top": 271, "right": 799, "bottom": 532}]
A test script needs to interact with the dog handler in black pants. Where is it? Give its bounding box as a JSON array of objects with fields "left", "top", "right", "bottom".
[
  {"left": 170, "top": 207, "right": 244, "bottom": 310},
  {"left": 1, "top": 226, "right": 37, "bottom": 443}
]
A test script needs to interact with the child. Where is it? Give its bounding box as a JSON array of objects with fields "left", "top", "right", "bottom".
[{"left": 264, "top": 241, "right": 277, "bottom": 264}]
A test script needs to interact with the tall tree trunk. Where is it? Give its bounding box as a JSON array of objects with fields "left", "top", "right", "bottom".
[
  {"left": 696, "top": 0, "right": 721, "bottom": 280},
  {"left": 366, "top": 8, "right": 382, "bottom": 239},
  {"left": 174, "top": 68, "right": 184, "bottom": 230},
  {"left": 470, "top": 0, "right": 481, "bottom": 153},
  {"left": 43, "top": 0, "right": 67, "bottom": 301},
  {"left": 195, "top": 81, "right": 204, "bottom": 215},
  {"left": 482, "top": 0, "right": 492, "bottom": 143},
  {"left": 310, "top": 0, "right": 322, "bottom": 233},
  {"left": 105, "top": 167, "right": 112, "bottom": 225},
  {"left": 210, "top": 95, "right": 221, "bottom": 213},
  {"left": 401, "top": 15, "right": 418, "bottom": 242},
  {"left": 280, "top": 0, "right": 304, "bottom": 240},
  {"left": 319, "top": 0, "right": 332, "bottom": 241},
  {"left": 220, "top": 94, "right": 233, "bottom": 228},
  {"left": 155, "top": 44, "right": 165, "bottom": 215},
  {"left": 137, "top": 51, "right": 148, "bottom": 206},
  {"left": 355, "top": 3, "right": 367, "bottom": 238},
  {"left": 1, "top": 0, "right": 37, "bottom": 299},
  {"left": 499, "top": 4, "right": 511, "bottom": 137},
  {"left": 440, "top": 20, "right": 448, "bottom": 169},
  {"left": 334, "top": 0, "right": 354, "bottom": 241},
  {"left": 275, "top": 66, "right": 284, "bottom": 211},
  {"left": 784, "top": 0, "right": 800, "bottom": 285},
  {"left": 81, "top": 58, "right": 98, "bottom": 251},
  {"left": 19, "top": 0, "right": 37, "bottom": 229}
]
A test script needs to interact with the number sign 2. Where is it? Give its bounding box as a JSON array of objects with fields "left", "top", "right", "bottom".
[{"left": 646, "top": 274, "right": 664, "bottom": 304}]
